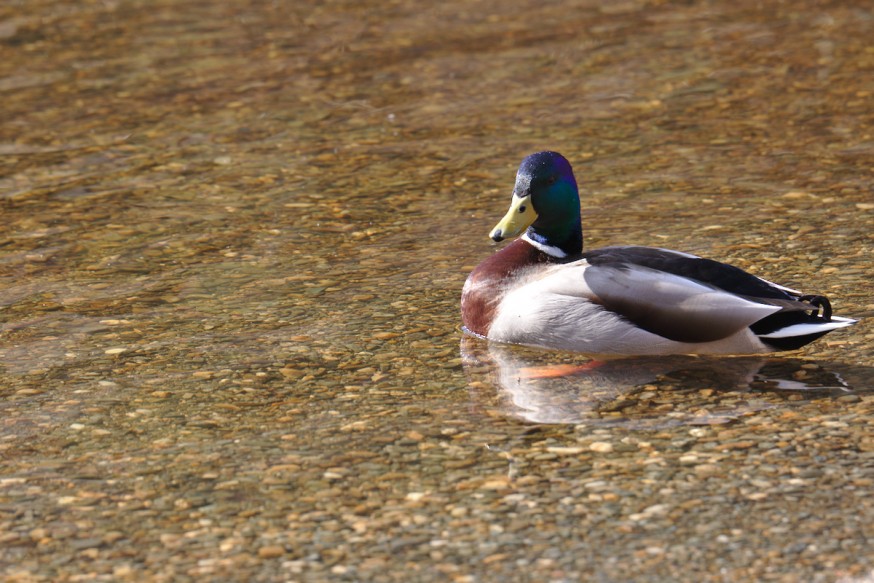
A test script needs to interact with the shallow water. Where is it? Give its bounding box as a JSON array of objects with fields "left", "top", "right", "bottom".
[{"left": 2, "top": 0, "right": 873, "bottom": 581}]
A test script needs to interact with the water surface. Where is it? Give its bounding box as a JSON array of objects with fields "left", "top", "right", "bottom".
[{"left": 2, "top": 0, "right": 873, "bottom": 581}]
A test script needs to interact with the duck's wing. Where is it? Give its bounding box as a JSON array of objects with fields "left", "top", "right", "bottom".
[
  {"left": 578, "top": 246, "right": 815, "bottom": 343},
  {"left": 584, "top": 246, "right": 801, "bottom": 301}
]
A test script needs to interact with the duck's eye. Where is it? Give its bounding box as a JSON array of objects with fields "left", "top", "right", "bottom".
[
  {"left": 519, "top": 205, "right": 526, "bottom": 213},
  {"left": 547, "top": 176, "right": 557, "bottom": 185}
]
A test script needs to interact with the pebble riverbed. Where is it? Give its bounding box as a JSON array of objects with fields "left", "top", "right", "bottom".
[{"left": 2, "top": 0, "right": 873, "bottom": 581}]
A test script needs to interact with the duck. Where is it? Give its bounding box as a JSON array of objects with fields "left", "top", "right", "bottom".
[{"left": 461, "top": 151, "right": 857, "bottom": 355}]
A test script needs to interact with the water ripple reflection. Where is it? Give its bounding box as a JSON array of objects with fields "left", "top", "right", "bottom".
[{"left": 461, "top": 336, "right": 872, "bottom": 426}]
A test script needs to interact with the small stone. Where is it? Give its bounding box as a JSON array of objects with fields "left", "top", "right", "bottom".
[
  {"left": 720, "top": 441, "right": 756, "bottom": 450},
  {"left": 279, "top": 367, "right": 305, "bottom": 379},
  {"left": 69, "top": 537, "right": 103, "bottom": 550},
  {"left": 480, "top": 477, "right": 511, "bottom": 490},
  {"left": 258, "top": 545, "right": 285, "bottom": 559},
  {"left": 546, "top": 446, "right": 585, "bottom": 455},
  {"left": 113, "top": 564, "right": 135, "bottom": 578},
  {"left": 694, "top": 464, "right": 720, "bottom": 476},
  {"left": 589, "top": 442, "right": 613, "bottom": 453}
]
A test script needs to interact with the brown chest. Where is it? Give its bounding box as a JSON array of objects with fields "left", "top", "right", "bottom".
[{"left": 460, "top": 240, "right": 556, "bottom": 336}]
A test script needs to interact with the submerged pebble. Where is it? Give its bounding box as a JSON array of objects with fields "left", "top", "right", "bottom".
[{"left": 0, "top": 0, "right": 871, "bottom": 582}]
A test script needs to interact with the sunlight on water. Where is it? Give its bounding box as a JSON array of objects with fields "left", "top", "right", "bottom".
[{"left": 1, "top": 0, "right": 872, "bottom": 580}]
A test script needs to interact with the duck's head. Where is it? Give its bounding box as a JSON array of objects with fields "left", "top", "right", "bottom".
[{"left": 489, "top": 151, "right": 582, "bottom": 257}]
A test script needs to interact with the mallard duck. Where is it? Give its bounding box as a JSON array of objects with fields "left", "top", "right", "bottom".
[{"left": 461, "top": 151, "right": 857, "bottom": 355}]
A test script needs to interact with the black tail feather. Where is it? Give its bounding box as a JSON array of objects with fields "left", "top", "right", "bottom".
[
  {"left": 751, "top": 294, "right": 845, "bottom": 350},
  {"left": 798, "top": 294, "right": 832, "bottom": 320},
  {"left": 760, "top": 330, "right": 832, "bottom": 351}
]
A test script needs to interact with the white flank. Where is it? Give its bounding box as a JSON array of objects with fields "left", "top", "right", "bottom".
[{"left": 487, "top": 261, "right": 775, "bottom": 355}]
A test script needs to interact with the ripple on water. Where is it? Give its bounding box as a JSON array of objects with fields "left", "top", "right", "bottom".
[
  {"left": 1, "top": 0, "right": 873, "bottom": 580},
  {"left": 460, "top": 336, "right": 874, "bottom": 426}
]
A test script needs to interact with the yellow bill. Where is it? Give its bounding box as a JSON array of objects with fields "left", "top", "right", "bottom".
[{"left": 489, "top": 194, "right": 538, "bottom": 242}]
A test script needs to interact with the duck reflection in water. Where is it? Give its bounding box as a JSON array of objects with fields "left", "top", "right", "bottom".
[{"left": 460, "top": 336, "right": 858, "bottom": 425}]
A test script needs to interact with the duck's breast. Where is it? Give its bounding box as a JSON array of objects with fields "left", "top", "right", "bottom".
[{"left": 461, "top": 240, "right": 555, "bottom": 337}]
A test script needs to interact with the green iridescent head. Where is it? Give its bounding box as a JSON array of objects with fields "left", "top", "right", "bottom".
[{"left": 490, "top": 151, "right": 582, "bottom": 256}]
